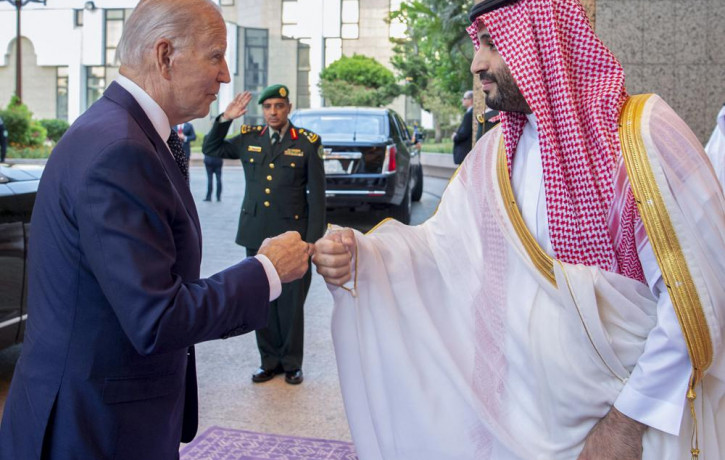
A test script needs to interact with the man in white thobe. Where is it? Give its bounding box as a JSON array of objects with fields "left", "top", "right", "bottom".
[
  {"left": 704, "top": 104, "right": 725, "bottom": 188},
  {"left": 312, "top": 1, "right": 725, "bottom": 459}
]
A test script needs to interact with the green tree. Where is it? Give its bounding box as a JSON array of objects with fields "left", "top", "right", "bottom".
[
  {"left": 389, "top": 0, "right": 474, "bottom": 141},
  {"left": 319, "top": 54, "right": 400, "bottom": 107}
]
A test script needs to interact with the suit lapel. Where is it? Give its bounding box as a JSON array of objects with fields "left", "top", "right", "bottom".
[{"left": 103, "top": 82, "right": 202, "bottom": 246}]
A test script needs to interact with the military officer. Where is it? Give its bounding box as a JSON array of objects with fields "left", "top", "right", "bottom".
[{"left": 203, "top": 84, "right": 325, "bottom": 385}]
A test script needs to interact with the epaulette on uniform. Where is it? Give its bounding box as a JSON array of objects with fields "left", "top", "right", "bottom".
[
  {"left": 297, "top": 127, "right": 319, "bottom": 144},
  {"left": 240, "top": 124, "right": 264, "bottom": 135}
]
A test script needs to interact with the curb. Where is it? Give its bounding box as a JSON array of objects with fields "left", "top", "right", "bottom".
[{"left": 420, "top": 152, "right": 457, "bottom": 179}]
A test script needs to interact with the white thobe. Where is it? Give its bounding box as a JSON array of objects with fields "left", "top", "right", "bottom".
[
  {"left": 704, "top": 104, "right": 725, "bottom": 188},
  {"left": 511, "top": 114, "right": 690, "bottom": 435}
]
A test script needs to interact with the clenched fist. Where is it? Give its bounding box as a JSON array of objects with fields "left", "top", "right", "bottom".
[
  {"left": 258, "top": 231, "right": 314, "bottom": 283},
  {"left": 312, "top": 228, "right": 356, "bottom": 286}
]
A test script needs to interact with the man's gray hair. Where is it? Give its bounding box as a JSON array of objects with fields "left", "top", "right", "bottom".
[
  {"left": 117, "top": 0, "right": 222, "bottom": 69},
  {"left": 463, "top": 90, "right": 474, "bottom": 99}
]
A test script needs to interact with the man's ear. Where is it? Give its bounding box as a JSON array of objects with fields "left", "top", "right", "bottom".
[{"left": 155, "top": 38, "right": 173, "bottom": 80}]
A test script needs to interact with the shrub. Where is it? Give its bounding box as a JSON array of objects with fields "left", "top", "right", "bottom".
[
  {"left": 40, "top": 118, "right": 70, "bottom": 142},
  {"left": 0, "top": 108, "right": 30, "bottom": 145},
  {"left": 1, "top": 95, "right": 39, "bottom": 146},
  {"left": 7, "top": 144, "right": 52, "bottom": 159}
]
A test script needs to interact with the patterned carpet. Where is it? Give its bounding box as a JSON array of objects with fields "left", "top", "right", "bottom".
[{"left": 180, "top": 426, "right": 358, "bottom": 460}]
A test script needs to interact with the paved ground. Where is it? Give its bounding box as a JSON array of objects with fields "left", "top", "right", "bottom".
[{"left": 0, "top": 165, "right": 449, "bottom": 443}]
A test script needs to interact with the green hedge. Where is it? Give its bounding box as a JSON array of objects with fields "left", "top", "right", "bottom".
[
  {"left": 7, "top": 144, "right": 52, "bottom": 159},
  {"left": 40, "top": 118, "right": 70, "bottom": 142}
]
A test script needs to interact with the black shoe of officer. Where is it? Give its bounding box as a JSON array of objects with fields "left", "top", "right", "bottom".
[
  {"left": 284, "top": 369, "right": 303, "bottom": 385},
  {"left": 251, "top": 367, "right": 276, "bottom": 383}
]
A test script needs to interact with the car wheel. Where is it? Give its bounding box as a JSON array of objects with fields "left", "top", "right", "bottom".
[
  {"left": 389, "top": 181, "right": 412, "bottom": 224},
  {"left": 411, "top": 164, "right": 424, "bottom": 202}
]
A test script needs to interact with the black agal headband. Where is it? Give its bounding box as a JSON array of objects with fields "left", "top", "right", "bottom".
[{"left": 469, "top": 0, "right": 519, "bottom": 22}]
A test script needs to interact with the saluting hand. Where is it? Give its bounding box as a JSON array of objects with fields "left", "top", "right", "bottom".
[
  {"left": 258, "top": 231, "right": 313, "bottom": 283},
  {"left": 312, "top": 228, "right": 356, "bottom": 286},
  {"left": 222, "top": 91, "right": 253, "bottom": 121}
]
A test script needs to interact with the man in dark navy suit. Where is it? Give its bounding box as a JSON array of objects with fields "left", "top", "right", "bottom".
[
  {"left": 452, "top": 90, "right": 474, "bottom": 164},
  {"left": 0, "top": 1, "right": 312, "bottom": 459}
]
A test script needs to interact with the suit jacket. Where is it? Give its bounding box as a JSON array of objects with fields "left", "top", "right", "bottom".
[
  {"left": 0, "top": 82, "right": 270, "bottom": 460},
  {"left": 203, "top": 117, "right": 325, "bottom": 250},
  {"left": 453, "top": 107, "right": 473, "bottom": 164},
  {"left": 176, "top": 122, "right": 197, "bottom": 157}
]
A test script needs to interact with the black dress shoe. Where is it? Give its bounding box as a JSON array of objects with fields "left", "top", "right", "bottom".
[
  {"left": 251, "top": 368, "right": 276, "bottom": 383},
  {"left": 284, "top": 369, "right": 303, "bottom": 385},
  {"left": 202, "top": 197, "right": 211, "bottom": 202}
]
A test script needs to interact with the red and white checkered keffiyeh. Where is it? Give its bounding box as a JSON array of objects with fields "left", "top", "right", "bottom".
[{"left": 467, "top": 0, "right": 644, "bottom": 281}]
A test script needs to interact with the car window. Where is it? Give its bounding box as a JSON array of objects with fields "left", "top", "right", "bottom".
[
  {"left": 388, "top": 114, "right": 400, "bottom": 140},
  {"left": 292, "top": 113, "right": 387, "bottom": 137},
  {"left": 394, "top": 114, "right": 411, "bottom": 142}
]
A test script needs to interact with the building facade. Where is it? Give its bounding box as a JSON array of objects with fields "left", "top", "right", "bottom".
[
  {"left": 0, "top": 0, "right": 420, "bottom": 135},
  {"left": 1, "top": 1, "right": 723, "bottom": 142}
]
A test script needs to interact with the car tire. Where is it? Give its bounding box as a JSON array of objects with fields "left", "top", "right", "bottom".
[
  {"left": 411, "top": 164, "right": 424, "bottom": 202},
  {"left": 389, "top": 181, "right": 412, "bottom": 224}
]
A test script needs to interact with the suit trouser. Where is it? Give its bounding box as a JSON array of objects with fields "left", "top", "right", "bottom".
[
  {"left": 204, "top": 163, "right": 222, "bottom": 200},
  {"left": 246, "top": 247, "right": 311, "bottom": 371}
]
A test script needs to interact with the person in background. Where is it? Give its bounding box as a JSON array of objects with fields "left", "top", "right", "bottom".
[
  {"left": 475, "top": 105, "right": 500, "bottom": 141},
  {"left": 312, "top": 0, "right": 724, "bottom": 458},
  {"left": 0, "top": 1, "right": 312, "bottom": 458},
  {"left": 704, "top": 103, "right": 725, "bottom": 188},
  {"left": 203, "top": 84, "right": 325, "bottom": 385},
  {"left": 0, "top": 116, "right": 7, "bottom": 162},
  {"left": 452, "top": 89, "right": 474, "bottom": 164},
  {"left": 203, "top": 152, "right": 223, "bottom": 201},
  {"left": 176, "top": 121, "right": 197, "bottom": 160}
]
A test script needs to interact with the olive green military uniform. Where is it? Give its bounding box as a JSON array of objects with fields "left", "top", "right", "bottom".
[{"left": 202, "top": 116, "right": 325, "bottom": 373}]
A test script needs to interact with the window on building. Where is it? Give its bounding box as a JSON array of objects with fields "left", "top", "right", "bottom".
[
  {"left": 389, "top": 0, "right": 406, "bottom": 39},
  {"left": 244, "top": 28, "right": 268, "bottom": 125},
  {"left": 56, "top": 67, "right": 69, "bottom": 121},
  {"left": 281, "top": 0, "right": 299, "bottom": 39},
  {"left": 322, "top": 0, "right": 341, "bottom": 38},
  {"left": 341, "top": 0, "right": 359, "bottom": 39},
  {"left": 297, "top": 41, "right": 311, "bottom": 109},
  {"left": 105, "top": 9, "right": 125, "bottom": 67},
  {"left": 86, "top": 66, "right": 106, "bottom": 110},
  {"left": 74, "top": 9, "right": 83, "bottom": 27}
]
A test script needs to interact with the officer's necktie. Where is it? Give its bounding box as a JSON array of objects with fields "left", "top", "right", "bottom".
[
  {"left": 167, "top": 129, "right": 189, "bottom": 183},
  {"left": 271, "top": 131, "right": 280, "bottom": 145}
]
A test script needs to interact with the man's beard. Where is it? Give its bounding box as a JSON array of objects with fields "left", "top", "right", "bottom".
[{"left": 480, "top": 69, "right": 531, "bottom": 114}]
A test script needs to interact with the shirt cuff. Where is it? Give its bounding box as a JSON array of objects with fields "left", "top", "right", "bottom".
[
  {"left": 614, "top": 383, "right": 686, "bottom": 435},
  {"left": 254, "top": 254, "right": 281, "bottom": 301}
]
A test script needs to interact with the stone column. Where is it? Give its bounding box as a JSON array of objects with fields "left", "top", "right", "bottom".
[{"left": 470, "top": 0, "right": 596, "bottom": 147}]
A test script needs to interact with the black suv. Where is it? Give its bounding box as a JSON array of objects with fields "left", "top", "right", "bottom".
[
  {"left": 290, "top": 107, "right": 423, "bottom": 224},
  {"left": 0, "top": 163, "right": 42, "bottom": 350}
]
